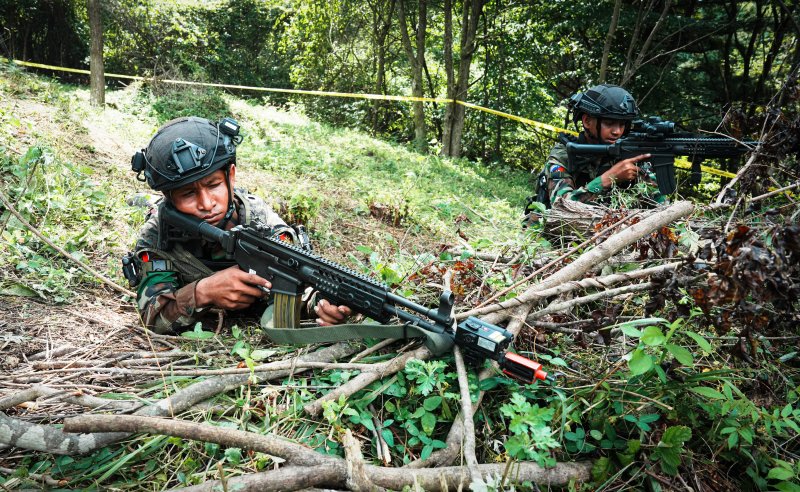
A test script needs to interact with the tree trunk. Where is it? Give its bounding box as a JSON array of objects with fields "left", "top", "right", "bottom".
[
  {"left": 599, "top": 0, "right": 622, "bottom": 83},
  {"left": 371, "top": 0, "right": 395, "bottom": 133},
  {"left": 397, "top": 0, "right": 427, "bottom": 152},
  {"left": 441, "top": 0, "right": 485, "bottom": 158},
  {"left": 88, "top": 0, "right": 105, "bottom": 107}
]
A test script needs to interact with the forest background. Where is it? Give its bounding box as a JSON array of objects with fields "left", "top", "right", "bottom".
[{"left": 1, "top": 0, "right": 799, "bottom": 491}]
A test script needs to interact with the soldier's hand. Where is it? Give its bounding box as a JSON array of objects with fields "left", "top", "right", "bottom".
[
  {"left": 315, "top": 298, "right": 353, "bottom": 326},
  {"left": 601, "top": 153, "right": 651, "bottom": 187},
  {"left": 195, "top": 266, "right": 271, "bottom": 310}
]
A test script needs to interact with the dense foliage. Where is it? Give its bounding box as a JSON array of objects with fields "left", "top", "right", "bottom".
[
  {"left": 1, "top": 3, "right": 799, "bottom": 491},
  {"left": 2, "top": 0, "right": 796, "bottom": 167}
]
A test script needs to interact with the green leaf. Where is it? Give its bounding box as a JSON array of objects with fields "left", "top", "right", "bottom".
[
  {"left": 0, "top": 283, "right": 39, "bottom": 297},
  {"left": 661, "top": 426, "right": 692, "bottom": 445},
  {"left": 420, "top": 411, "right": 437, "bottom": 435},
  {"left": 478, "top": 377, "right": 503, "bottom": 390},
  {"left": 420, "top": 444, "right": 433, "bottom": 460},
  {"left": 781, "top": 404, "right": 792, "bottom": 418},
  {"left": 619, "top": 318, "right": 669, "bottom": 329},
  {"left": 727, "top": 431, "right": 739, "bottom": 449},
  {"left": 685, "top": 331, "right": 714, "bottom": 353},
  {"left": 629, "top": 349, "right": 654, "bottom": 375},
  {"left": 689, "top": 386, "right": 725, "bottom": 400},
  {"left": 224, "top": 448, "right": 242, "bottom": 465},
  {"left": 590, "top": 429, "right": 603, "bottom": 440},
  {"left": 621, "top": 326, "right": 642, "bottom": 338},
  {"left": 423, "top": 396, "right": 442, "bottom": 411},
  {"left": 249, "top": 349, "right": 277, "bottom": 361},
  {"left": 641, "top": 326, "right": 666, "bottom": 346},
  {"left": 181, "top": 323, "right": 215, "bottom": 340},
  {"left": 666, "top": 344, "right": 694, "bottom": 366}
]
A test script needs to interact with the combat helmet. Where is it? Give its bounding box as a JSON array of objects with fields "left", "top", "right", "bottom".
[
  {"left": 567, "top": 84, "right": 638, "bottom": 124},
  {"left": 131, "top": 116, "right": 242, "bottom": 192}
]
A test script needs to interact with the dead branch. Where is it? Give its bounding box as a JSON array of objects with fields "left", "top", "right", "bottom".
[
  {"left": 171, "top": 464, "right": 344, "bottom": 492},
  {"left": 459, "top": 201, "right": 694, "bottom": 322},
  {"left": 304, "top": 347, "right": 429, "bottom": 416},
  {"left": 64, "top": 413, "right": 591, "bottom": 490},
  {"left": 63, "top": 414, "right": 330, "bottom": 466},
  {"left": 473, "top": 207, "right": 640, "bottom": 311},
  {"left": 526, "top": 281, "right": 656, "bottom": 321},
  {"left": 8, "top": 360, "right": 381, "bottom": 380},
  {"left": 342, "top": 429, "right": 386, "bottom": 491},
  {"left": 470, "top": 262, "right": 679, "bottom": 327},
  {"left": 0, "top": 343, "right": 358, "bottom": 454},
  {"left": 0, "top": 384, "right": 138, "bottom": 412},
  {"left": 453, "top": 346, "right": 480, "bottom": 482},
  {"left": 171, "top": 461, "right": 592, "bottom": 492},
  {"left": 0, "top": 466, "right": 65, "bottom": 488},
  {"left": 715, "top": 151, "right": 759, "bottom": 205}
]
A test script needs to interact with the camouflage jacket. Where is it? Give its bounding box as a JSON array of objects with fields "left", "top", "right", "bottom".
[
  {"left": 541, "top": 133, "right": 665, "bottom": 206},
  {"left": 134, "top": 189, "right": 285, "bottom": 334}
]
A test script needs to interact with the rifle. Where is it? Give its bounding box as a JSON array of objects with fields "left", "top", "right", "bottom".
[
  {"left": 159, "top": 203, "right": 548, "bottom": 384},
  {"left": 566, "top": 117, "right": 759, "bottom": 195}
]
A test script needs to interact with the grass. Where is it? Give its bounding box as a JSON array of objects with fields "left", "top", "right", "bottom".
[{"left": 1, "top": 63, "right": 798, "bottom": 492}]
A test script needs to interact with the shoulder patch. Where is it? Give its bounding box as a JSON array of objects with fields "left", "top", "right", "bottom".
[{"left": 550, "top": 164, "right": 567, "bottom": 174}]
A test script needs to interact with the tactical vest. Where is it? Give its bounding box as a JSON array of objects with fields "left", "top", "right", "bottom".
[{"left": 133, "top": 189, "right": 285, "bottom": 285}]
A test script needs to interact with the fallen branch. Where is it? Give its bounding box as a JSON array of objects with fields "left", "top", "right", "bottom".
[
  {"left": 458, "top": 201, "right": 694, "bottom": 322},
  {"left": 63, "top": 414, "right": 330, "bottom": 466},
  {"left": 170, "top": 464, "right": 343, "bottom": 492},
  {"left": 0, "top": 384, "right": 138, "bottom": 412},
  {"left": 0, "top": 343, "right": 358, "bottom": 454},
  {"left": 453, "top": 346, "right": 480, "bottom": 483},
  {"left": 526, "top": 282, "right": 656, "bottom": 321},
  {"left": 171, "top": 461, "right": 592, "bottom": 492},
  {"left": 63, "top": 414, "right": 591, "bottom": 491}
]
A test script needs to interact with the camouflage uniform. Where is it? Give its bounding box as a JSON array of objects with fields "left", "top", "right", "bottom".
[
  {"left": 134, "top": 189, "right": 285, "bottom": 334},
  {"left": 542, "top": 134, "right": 666, "bottom": 206}
]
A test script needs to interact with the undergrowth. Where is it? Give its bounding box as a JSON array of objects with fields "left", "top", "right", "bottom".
[{"left": 0, "top": 63, "right": 798, "bottom": 491}]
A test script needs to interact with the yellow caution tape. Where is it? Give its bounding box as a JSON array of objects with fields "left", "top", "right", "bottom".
[
  {"left": 1, "top": 57, "right": 452, "bottom": 103},
  {"left": 455, "top": 100, "right": 578, "bottom": 136},
  {"left": 675, "top": 158, "right": 737, "bottom": 179},
  {"left": 0, "top": 57, "right": 744, "bottom": 181}
]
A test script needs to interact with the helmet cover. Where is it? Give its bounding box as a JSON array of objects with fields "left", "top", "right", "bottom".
[
  {"left": 568, "top": 84, "right": 639, "bottom": 121},
  {"left": 133, "top": 116, "right": 240, "bottom": 192}
]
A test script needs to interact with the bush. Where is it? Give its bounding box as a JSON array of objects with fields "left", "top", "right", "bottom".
[{"left": 150, "top": 85, "right": 231, "bottom": 123}]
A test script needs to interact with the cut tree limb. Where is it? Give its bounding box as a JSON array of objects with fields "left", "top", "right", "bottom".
[
  {"left": 458, "top": 201, "right": 694, "bottom": 322},
  {"left": 64, "top": 414, "right": 592, "bottom": 491},
  {"left": 453, "top": 345, "right": 481, "bottom": 483},
  {"left": 63, "top": 414, "right": 330, "bottom": 466},
  {"left": 170, "top": 461, "right": 592, "bottom": 492},
  {"left": 0, "top": 343, "right": 358, "bottom": 454},
  {"left": 526, "top": 281, "right": 656, "bottom": 321}
]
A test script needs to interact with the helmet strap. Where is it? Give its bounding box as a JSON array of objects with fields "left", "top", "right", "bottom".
[
  {"left": 584, "top": 115, "right": 601, "bottom": 142},
  {"left": 214, "top": 165, "right": 236, "bottom": 229}
]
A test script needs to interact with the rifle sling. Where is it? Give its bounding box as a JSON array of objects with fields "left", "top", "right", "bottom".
[{"left": 263, "top": 323, "right": 455, "bottom": 356}]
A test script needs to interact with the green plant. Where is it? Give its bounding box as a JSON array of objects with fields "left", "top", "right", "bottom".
[
  {"left": 499, "top": 393, "right": 560, "bottom": 466},
  {"left": 650, "top": 426, "right": 692, "bottom": 475},
  {"left": 149, "top": 86, "right": 231, "bottom": 123}
]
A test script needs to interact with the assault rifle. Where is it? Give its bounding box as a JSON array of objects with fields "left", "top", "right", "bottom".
[
  {"left": 566, "top": 117, "right": 759, "bottom": 195},
  {"left": 159, "top": 203, "right": 548, "bottom": 384}
]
